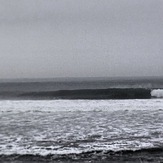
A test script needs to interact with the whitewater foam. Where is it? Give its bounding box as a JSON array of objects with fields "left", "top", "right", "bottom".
[
  {"left": 0, "top": 99, "right": 163, "bottom": 113},
  {"left": 0, "top": 99, "right": 163, "bottom": 157},
  {"left": 151, "top": 89, "right": 163, "bottom": 98}
]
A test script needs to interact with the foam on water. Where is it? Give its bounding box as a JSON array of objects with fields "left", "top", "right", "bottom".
[
  {"left": 0, "top": 99, "right": 163, "bottom": 156},
  {"left": 151, "top": 89, "right": 163, "bottom": 98},
  {"left": 0, "top": 99, "right": 163, "bottom": 113}
]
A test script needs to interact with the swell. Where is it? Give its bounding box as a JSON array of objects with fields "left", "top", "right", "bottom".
[
  {"left": 0, "top": 147, "right": 163, "bottom": 162},
  {"left": 0, "top": 88, "right": 152, "bottom": 100}
]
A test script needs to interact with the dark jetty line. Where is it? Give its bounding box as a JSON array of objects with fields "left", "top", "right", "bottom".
[
  {"left": 0, "top": 148, "right": 163, "bottom": 162},
  {"left": 19, "top": 88, "right": 151, "bottom": 100}
]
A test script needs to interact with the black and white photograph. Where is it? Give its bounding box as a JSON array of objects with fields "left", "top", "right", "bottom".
[{"left": 0, "top": 0, "right": 163, "bottom": 162}]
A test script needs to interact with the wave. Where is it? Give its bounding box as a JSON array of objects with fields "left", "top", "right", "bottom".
[
  {"left": 1, "top": 88, "right": 163, "bottom": 100},
  {"left": 151, "top": 89, "right": 163, "bottom": 98},
  {"left": 0, "top": 147, "right": 163, "bottom": 162},
  {"left": 0, "top": 88, "right": 152, "bottom": 100}
]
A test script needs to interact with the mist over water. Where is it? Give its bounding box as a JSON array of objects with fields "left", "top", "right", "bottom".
[{"left": 0, "top": 77, "right": 163, "bottom": 91}]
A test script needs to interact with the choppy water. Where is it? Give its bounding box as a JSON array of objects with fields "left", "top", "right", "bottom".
[{"left": 0, "top": 99, "right": 163, "bottom": 160}]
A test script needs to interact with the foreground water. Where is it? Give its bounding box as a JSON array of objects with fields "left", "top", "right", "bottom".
[{"left": 0, "top": 99, "right": 163, "bottom": 162}]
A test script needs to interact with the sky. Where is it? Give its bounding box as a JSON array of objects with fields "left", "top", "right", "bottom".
[{"left": 0, "top": 0, "right": 163, "bottom": 79}]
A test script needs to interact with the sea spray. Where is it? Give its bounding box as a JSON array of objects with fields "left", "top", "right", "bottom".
[{"left": 151, "top": 89, "right": 163, "bottom": 98}]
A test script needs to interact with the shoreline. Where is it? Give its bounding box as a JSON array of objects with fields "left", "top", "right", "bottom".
[{"left": 1, "top": 148, "right": 163, "bottom": 163}]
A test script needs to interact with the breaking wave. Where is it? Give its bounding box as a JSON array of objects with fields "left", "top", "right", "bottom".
[
  {"left": 1, "top": 88, "right": 163, "bottom": 100},
  {"left": 151, "top": 89, "right": 163, "bottom": 98}
]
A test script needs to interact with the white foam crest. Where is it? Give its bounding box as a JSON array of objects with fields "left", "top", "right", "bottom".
[
  {"left": 151, "top": 89, "right": 163, "bottom": 98},
  {"left": 0, "top": 99, "right": 163, "bottom": 113}
]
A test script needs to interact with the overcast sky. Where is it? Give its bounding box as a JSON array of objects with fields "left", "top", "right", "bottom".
[{"left": 0, "top": 0, "right": 163, "bottom": 79}]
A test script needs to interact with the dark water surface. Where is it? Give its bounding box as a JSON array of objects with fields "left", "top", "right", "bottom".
[{"left": 0, "top": 77, "right": 163, "bottom": 100}]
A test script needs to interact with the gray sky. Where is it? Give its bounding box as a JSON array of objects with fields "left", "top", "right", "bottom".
[{"left": 0, "top": 0, "right": 163, "bottom": 79}]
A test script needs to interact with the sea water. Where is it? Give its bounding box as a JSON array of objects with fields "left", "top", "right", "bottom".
[{"left": 0, "top": 77, "right": 163, "bottom": 162}]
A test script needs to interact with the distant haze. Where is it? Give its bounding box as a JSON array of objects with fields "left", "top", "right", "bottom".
[{"left": 0, "top": 0, "right": 163, "bottom": 79}]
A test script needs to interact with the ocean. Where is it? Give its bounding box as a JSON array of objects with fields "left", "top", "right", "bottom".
[{"left": 0, "top": 77, "right": 163, "bottom": 163}]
